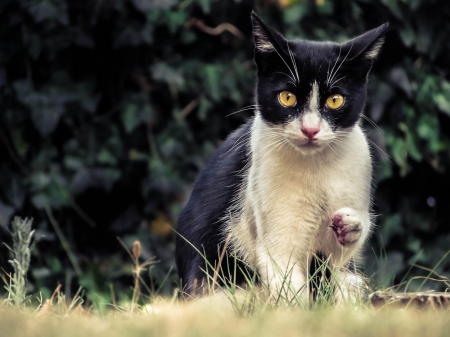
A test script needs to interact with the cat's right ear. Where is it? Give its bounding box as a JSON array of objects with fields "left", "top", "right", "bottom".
[{"left": 251, "top": 12, "right": 287, "bottom": 73}]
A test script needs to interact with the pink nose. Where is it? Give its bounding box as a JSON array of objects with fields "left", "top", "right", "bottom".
[{"left": 301, "top": 127, "right": 320, "bottom": 139}]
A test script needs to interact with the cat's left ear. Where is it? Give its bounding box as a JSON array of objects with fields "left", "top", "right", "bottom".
[{"left": 342, "top": 23, "right": 389, "bottom": 75}]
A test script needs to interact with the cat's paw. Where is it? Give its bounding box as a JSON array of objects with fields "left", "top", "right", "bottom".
[{"left": 330, "top": 208, "right": 363, "bottom": 247}]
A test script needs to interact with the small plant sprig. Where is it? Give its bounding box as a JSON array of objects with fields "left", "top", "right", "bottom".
[
  {"left": 2, "top": 217, "right": 37, "bottom": 307},
  {"left": 117, "top": 238, "right": 157, "bottom": 314}
]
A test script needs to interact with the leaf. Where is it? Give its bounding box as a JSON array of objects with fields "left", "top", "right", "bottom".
[
  {"left": 284, "top": 4, "right": 307, "bottom": 24},
  {"left": 97, "top": 149, "right": 117, "bottom": 166},
  {"left": 375, "top": 161, "right": 393, "bottom": 182},
  {"left": 417, "top": 114, "right": 438, "bottom": 140},
  {"left": 389, "top": 67, "right": 412, "bottom": 98},
  {"left": 379, "top": 213, "right": 403, "bottom": 244},
  {"left": 399, "top": 25, "right": 415, "bottom": 48},
  {"left": 195, "top": 0, "right": 211, "bottom": 13},
  {"left": 164, "top": 11, "right": 187, "bottom": 33},
  {"left": 11, "top": 129, "right": 28, "bottom": 158},
  {"left": 13, "top": 76, "right": 97, "bottom": 136},
  {"left": 151, "top": 62, "right": 184, "bottom": 86},
  {"left": 121, "top": 93, "right": 154, "bottom": 134},
  {"left": 435, "top": 81, "right": 450, "bottom": 116},
  {"left": 204, "top": 65, "right": 220, "bottom": 101},
  {"left": 141, "top": 21, "right": 154, "bottom": 44},
  {"left": 130, "top": 0, "right": 175, "bottom": 12},
  {"left": 114, "top": 27, "right": 143, "bottom": 49},
  {"left": 369, "top": 82, "right": 394, "bottom": 122},
  {"left": 197, "top": 97, "right": 211, "bottom": 121},
  {"left": 380, "top": 0, "right": 403, "bottom": 20},
  {"left": 13, "top": 80, "right": 63, "bottom": 136},
  {"left": 398, "top": 123, "right": 422, "bottom": 161},
  {"left": 386, "top": 134, "right": 409, "bottom": 176},
  {"left": 121, "top": 104, "right": 140, "bottom": 134},
  {"left": 29, "top": 33, "right": 43, "bottom": 59},
  {"left": 26, "top": 0, "right": 69, "bottom": 25},
  {"left": 316, "top": 0, "right": 333, "bottom": 15},
  {"left": 434, "top": 94, "right": 450, "bottom": 115},
  {"left": 70, "top": 168, "right": 121, "bottom": 195}
]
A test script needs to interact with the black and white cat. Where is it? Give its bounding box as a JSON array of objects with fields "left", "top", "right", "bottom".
[{"left": 175, "top": 12, "right": 388, "bottom": 300}]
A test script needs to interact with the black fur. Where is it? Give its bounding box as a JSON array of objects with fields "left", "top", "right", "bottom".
[
  {"left": 175, "top": 13, "right": 387, "bottom": 296},
  {"left": 175, "top": 121, "right": 253, "bottom": 295},
  {"left": 252, "top": 12, "right": 388, "bottom": 129}
]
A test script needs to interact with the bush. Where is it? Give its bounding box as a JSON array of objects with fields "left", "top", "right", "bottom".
[{"left": 1, "top": 0, "right": 449, "bottom": 301}]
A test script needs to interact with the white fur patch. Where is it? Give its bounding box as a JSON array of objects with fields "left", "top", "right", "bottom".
[
  {"left": 253, "top": 27, "right": 275, "bottom": 53},
  {"left": 308, "top": 81, "right": 320, "bottom": 112},
  {"left": 226, "top": 113, "right": 373, "bottom": 300},
  {"left": 364, "top": 38, "right": 384, "bottom": 59}
]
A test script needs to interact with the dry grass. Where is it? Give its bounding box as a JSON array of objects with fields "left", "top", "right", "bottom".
[
  {"left": 2, "top": 217, "right": 450, "bottom": 336},
  {"left": 1, "top": 298, "right": 450, "bottom": 337}
]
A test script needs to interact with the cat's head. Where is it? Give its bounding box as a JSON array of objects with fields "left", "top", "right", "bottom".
[{"left": 251, "top": 12, "right": 388, "bottom": 155}]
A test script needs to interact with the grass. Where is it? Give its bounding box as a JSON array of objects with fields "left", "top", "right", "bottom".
[
  {"left": 2, "top": 217, "right": 450, "bottom": 336},
  {"left": 2, "top": 217, "right": 37, "bottom": 307},
  {"left": 2, "top": 300, "right": 450, "bottom": 337}
]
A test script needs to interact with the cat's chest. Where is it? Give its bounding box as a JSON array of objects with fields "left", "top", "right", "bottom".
[
  {"left": 247, "top": 145, "right": 364, "bottom": 217},
  {"left": 250, "top": 157, "right": 336, "bottom": 205}
]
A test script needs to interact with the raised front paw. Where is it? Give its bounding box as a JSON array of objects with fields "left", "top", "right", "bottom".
[{"left": 330, "top": 208, "right": 363, "bottom": 247}]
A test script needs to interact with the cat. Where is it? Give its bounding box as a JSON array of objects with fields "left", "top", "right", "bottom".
[{"left": 175, "top": 11, "right": 388, "bottom": 301}]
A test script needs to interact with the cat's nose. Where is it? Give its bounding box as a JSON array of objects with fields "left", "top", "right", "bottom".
[{"left": 301, "top": 127, "right": 320, "bottom": 139}]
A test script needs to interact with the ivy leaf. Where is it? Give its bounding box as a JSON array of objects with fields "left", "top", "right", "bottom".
[
  {"left": 151, "top": 62, "right": 184, "bottom": 86},
  {"left": 26, "top": 0, "right": 69, "bottom": 25},
  {"left": 204, "top": 65, "right": 220, "bottom": 101},
  {"left": 434, "top": 94, "right": 450, "bottom": 115},
  {"left": 121, "top": 93, "right": 154, "bottom": 134}
]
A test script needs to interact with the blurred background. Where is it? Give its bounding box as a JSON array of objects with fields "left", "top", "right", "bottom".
[{"left": 1, "top": 0, "right": 450, "bottom": 306}]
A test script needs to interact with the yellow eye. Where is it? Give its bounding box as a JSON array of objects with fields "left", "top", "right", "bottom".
[
  {"left": 326, "top": 94, "right": 345, "bottom": 110},
  {"left": 278, "top": 91, "right": 297, "bottom": 107}
]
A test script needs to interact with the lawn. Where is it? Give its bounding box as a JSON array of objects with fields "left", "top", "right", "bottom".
[{"left": 2, "top": 297, "right": 450, "bottom": 337}]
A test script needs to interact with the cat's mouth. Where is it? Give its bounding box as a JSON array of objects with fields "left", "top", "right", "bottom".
[{"left": 289, "top": 137, "right": 322, "bottom": 150}]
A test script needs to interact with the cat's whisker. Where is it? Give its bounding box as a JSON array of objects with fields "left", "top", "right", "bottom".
[
  {"left": 220, "top": 130, "right": 253, "bottom": 157},
  {"left": 326, "top": 46, "right": 342, "bottom": 86},
  {"left": 287, "top": 43, "right": 300, "bottom": 84},
  {"left": 230, "top": 130, "right": 287, "bottom": 155},
  {"left": 333, "top": 133, "right": 351, "bottom": 139},
  {"left": 274, "top": 72, "right": 295, "bottom": 83},
  {"left": 328, "top": 44, "right": 353, "bottom": 89},
  {"left": 270, "top": 43, "right": 297, "bottom": 86},
  {"left": 368, "top": 139, "right": 392, "bottom": 163},
  {"left": 325, "top": 142, "right": 340, "bottom": 156},
  {"left": 359, "top": 114, "right": 384, "bottom": 135},
  {"left": 225, "top": 105, "right": 261, "bottom": 117},
  {"left": 271, "top": 139, "right": 289, "bottom": 154},
  {"left": 330, "top": 75, "right": 347, "bottom": 86},
  {"left": 326, "top": 61, "right": 331, "bottom": 85},
  {"left": 330, "top": 75, "right": 347, "bottom": 90},
  {"left": 259, "top": 138, "right": 289, "bottom": 162},
  {"left": 327, "top": 137, "right": 351, "bottom": 149}
]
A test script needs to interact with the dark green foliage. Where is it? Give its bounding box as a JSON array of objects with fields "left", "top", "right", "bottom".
[{"left": 0, "top": 0, "right": 449, "bottom": 302}]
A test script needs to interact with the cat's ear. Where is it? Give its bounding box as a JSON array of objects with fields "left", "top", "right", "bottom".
[
  {"left": 251, "top": 11, "right": 287, "bottom": 72},
  {"left": 344, "top": 23, "right": 389, "bottom": 60},
  {"left": 342, "top": 23, "right": 389, "bottom": 76}
]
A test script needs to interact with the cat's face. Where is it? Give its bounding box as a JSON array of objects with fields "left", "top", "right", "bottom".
[{"left": 252, "top": 12, "right": 388, "bottom": 155}]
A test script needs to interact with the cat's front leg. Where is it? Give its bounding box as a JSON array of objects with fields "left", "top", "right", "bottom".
[
  {"left": 256, "top": 246, "right": 309, "bottom": 302},
  {"left": 325, "top": 207, "right": 371, "bottom": 265},
  {"left": 334, "top": 270, "right": 368, "bottom": 305}
]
